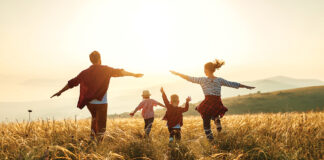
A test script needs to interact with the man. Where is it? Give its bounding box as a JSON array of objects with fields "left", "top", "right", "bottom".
[{"left": 51, "top": 51, "right": 143, "bottom": 141}]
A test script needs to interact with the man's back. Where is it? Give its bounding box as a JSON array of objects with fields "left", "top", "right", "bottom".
[{"left": 68, "top": 65, "right": 124, "bottom": 109}]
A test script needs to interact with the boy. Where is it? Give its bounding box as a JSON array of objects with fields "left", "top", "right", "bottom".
[
  {"left": 130, "top": 90, "right": 165, "bottom": 136},
  {"left": 160, "top": 87, "right": 191, "bottom": 142}
]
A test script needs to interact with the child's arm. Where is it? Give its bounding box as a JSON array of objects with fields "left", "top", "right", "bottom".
[
  {"left": 160, "top": 87, "right": 170, "bottom": 108},
  {"left": 130, "top": 103, "right": 143, "bottom": 117},
  {"left": 182, "top": 96, "right": 191, "bottom": 112},
  {"left": 157, "top": 102, "right": 166, "bottom": 108}
]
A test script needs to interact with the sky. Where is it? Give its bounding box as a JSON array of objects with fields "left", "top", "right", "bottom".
[{"left": 0, "top": 0, "right": 324, "bottom": 102}]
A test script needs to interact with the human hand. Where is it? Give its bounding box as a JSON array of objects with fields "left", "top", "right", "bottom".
[
  {"left": 160, "top": 87, "right": 164, "bottom": 93},
  {"left": 134, "top": 73, "right": 144, "bottom": 78},
  {"left": 170, "top": 70, "right": 179, "bottom": 76},
  {"left": 129, "top": 112, "right": 135, "bottom": 117},
  {"left": 186, "top": 96, "right": 192, "bottom": 102},
  {"left": 246, "top": 86, "right": 255, "bottom": 90},
  {"left": 50, "top": 92, "right": 61, "bottom": 98}
]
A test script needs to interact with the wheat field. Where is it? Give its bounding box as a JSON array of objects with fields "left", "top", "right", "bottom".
[{"left": 0, "top": 112, "right": 323, "bottom": 160}]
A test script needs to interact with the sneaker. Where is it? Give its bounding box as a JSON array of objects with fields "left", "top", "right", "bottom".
[{"left": 169, "top": 137, "right": 174, "bottom": 143}]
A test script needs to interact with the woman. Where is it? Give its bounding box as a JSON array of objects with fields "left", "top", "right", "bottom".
[{"left": 170, "top": 59, "right": 255, "bottom": 141}]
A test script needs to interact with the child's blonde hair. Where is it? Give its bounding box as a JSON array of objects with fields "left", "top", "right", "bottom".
[{"left": 170, "top": 94, "right": 179, "bottom": 104}]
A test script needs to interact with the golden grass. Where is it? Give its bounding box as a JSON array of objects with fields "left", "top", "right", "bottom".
[{"left": 0, "top": 112, "right": 323, "bottom": 160}]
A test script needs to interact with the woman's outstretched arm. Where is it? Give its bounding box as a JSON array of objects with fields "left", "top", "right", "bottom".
[
  {"left": 170, "top": 70, "right": 190, "bottom": 80},
  {"left": 239, "top": 84, "right": 255, "bottom": 90},
  {"left": 170, "top": 70, "right": 204, "bottom": 84},
  {"left": 219, "top": 78, "right": 255, "bottom": 90}
]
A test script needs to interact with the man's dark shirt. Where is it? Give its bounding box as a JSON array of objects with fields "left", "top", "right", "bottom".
[{"left": 68, "top": 64, "right": 123, "bottom": 109}]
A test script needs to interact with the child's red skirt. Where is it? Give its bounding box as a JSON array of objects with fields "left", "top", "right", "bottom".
[{"left": 196, "top": 95, "right": 228, "bottom": 119}]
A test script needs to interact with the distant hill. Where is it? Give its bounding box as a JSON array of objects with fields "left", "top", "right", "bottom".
[
  {"left": 112, "top": 85, "right": 324, "bottom": 118},
  {"left": 220, "top": 85, "right": 324, "bottom": 114},
  {"left": 243, "top": 76, "right": 324, "bottom": 93},
  {"left": 1, "top": 76, "right": 323, "bottom": 121}
]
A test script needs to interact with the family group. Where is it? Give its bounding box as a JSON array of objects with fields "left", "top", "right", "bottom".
[{"left": 51, "top": 51, "right": 254, "bottom": 143}]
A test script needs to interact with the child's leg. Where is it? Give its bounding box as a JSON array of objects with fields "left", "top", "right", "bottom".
[
  {"left": 168, "top": 128, "right": 175, "bottom": 142},
  {"left": 144, "top": 118, "right": 154, "bottom": 136},
  {"left": 203, "top": 117, "right": 214, "bottom": 141},
  {"left": 175, "top": 129, "right": 181, "bottom": 141}
]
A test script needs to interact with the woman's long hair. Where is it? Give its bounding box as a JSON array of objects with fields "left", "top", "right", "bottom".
[{"left": 204, "top": 59, "right": 225, "bottom": 73}]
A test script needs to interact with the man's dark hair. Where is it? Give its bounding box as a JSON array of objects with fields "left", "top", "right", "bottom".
[{"left": 89, "top": 51, "right": 101, "bottom": 64}]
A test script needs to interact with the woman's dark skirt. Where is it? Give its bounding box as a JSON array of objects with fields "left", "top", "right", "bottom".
[{"left": 196, "top": 95, "right": 228, "bottom": 119}]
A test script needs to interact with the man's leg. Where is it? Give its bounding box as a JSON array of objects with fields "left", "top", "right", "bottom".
[
  {"left": 87, "top": 104, "right": 98, "bottom": 139},
  {"left": 96, "top": 103, "right": 108, "bottom": 142},
  {"left": 203, "top": 116, "right": 214, "bottom": 141}
]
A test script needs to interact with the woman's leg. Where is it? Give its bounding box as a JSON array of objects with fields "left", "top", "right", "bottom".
[
  {"left": 203, "top": 116, "right": 214, "bottom": 141},
  {"left": 214, "top": 115, "right": 222, "bottom": 132}
]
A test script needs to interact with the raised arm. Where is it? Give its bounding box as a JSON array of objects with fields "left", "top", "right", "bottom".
[
  {"left": 182, "top": 96, "right": 191, "bottom": 112},
  {"left": 160, "top": 87, "right": 170, "bottom": 108}
]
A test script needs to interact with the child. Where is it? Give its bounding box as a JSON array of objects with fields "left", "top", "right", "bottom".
[
  {"left": 160, "top": 87, "right": 191, "bottom": 143},
  {"left": 170, "top": 59, "right": 255, "bottom": 141},
  {"left": 130, "top": 90, "right": 165, "bottom": 137}
]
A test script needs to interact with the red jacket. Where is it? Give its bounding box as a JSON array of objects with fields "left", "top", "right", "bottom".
[
  {"left": 68, "top": 64, "right": 124, "bottom": 109},
  {"left": 162, "top": 92, "right": 189, "bottom": 128}
]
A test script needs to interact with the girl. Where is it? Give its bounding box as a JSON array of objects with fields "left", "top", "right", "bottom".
[
  {"left": 130, "top": 90, "right": 165, "bottom": 137},
  {"left": 170, "top": 59, "right": 255, "bottom": 141}
]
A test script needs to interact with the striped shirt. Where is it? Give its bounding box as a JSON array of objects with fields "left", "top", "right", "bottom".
[{"left": 187, "top": 77, "right": 240, "bottom": 96}]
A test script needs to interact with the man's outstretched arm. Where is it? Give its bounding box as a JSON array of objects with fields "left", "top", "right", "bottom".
[
  {"left": 51, "top": 73, "right": 81, "bottom": 98},
  {"left": 51, "top": 84, "right": 69, "bottom": 98},
  {"left": 121, "top": 70, "right": 143, "bottom": 77}
]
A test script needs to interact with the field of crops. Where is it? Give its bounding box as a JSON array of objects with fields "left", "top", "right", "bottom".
[{"left": 0, "top": 112, "right": 323, "bottom": 160}]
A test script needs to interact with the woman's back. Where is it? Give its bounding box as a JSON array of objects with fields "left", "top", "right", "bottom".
[{"left": 187, "top": 77, "right": 240, "bottom": 96}]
